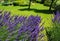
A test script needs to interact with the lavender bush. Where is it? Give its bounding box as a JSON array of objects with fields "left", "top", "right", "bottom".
[
  {"left": 0, "top": 11, "right": 44, "bottom": 41},
  {"left": 46, "top": 11, "right": 60, "bottom": 41}
]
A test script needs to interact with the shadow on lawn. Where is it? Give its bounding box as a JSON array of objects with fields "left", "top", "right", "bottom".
[
  {"left": 20, "top": 5, "right": 29, "bottom": 7},
  {"left": 18, "top": 8, "right": 54, "bottom": 14}
]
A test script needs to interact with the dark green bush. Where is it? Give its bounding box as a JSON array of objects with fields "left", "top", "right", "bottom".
[
  {"left": 2, "top": 2, "right": 12, "bottom": 6},
  {"left": 2, "top": 3, "right": 9, "bottom": 6},
  {"left": 46, "top": 21, "right": 60, "bottom": 41},
  {"left": 41, "top": 0, "right": 45, "bottom": 4},
  {"left": 13, "top": 1, "right": 20, "bottom": 6},
  {"left": 54, "top": 5, "right": 60, "bottom": 11}
]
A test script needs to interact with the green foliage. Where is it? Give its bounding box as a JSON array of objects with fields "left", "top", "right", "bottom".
[
  {"left": 46, "top": 22, "right": 60, "bottom": 41},
  {"left": 56, "top": 0, "right": 60, "bottom": 5},
  {"left": 44, "top": 0, "right": 58, "bottom": 8},
  {"left": 13, "top": 1, "right": 20, "bottom": 6},
  {"left": 55, "top": 0, "right": 60, "bottom": 11},
  {"left": 14, "top": 0, "right": 29, "bottom": 5},
  {"left": 2, "top": 2, "right": 13, "bottom": 6},
  {"left": 46, "top": 13, "right": 60, "bottom": 41}
]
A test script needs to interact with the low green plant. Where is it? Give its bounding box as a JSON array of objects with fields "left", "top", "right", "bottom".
[{"left": 46, "top": 11, "right": 60, "bottom": 41}]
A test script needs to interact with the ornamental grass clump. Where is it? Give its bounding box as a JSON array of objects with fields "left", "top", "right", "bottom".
[
  {"left": 0, "top": 11, "right": 44, "bottom": 41},
  {"left": 46, "top": 11, "right": 60, "bottom": 41}
]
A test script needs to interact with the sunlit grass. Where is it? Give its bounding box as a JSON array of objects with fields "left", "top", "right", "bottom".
[{"left": 1, "top": 3, "right": 53, "bottom": 27}]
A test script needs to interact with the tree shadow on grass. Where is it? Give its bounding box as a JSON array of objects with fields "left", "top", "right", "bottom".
[
  {"left": 18, "top": 8, "right": 54, "bottom": 14},
  {"left": 20, "top": 4, "right": 29, "bottom": 7}
]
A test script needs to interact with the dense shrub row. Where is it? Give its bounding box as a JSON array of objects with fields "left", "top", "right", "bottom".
[
  {"left": 0, "top": 10, "right": 60, "bottom": 41},
  {"left": 0, "top": 11, "right": 44, "bottom": 41}
]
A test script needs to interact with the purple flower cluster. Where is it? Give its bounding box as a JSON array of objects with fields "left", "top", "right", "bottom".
[
  {"left": 0, "top": 11, "right": 44, "bottom": 41},
  {"left": 16, "top": 15, "right": 44, "bottom": 41},
  {"left": 53, "top": 11, "right": 60, "bottom": 23}
]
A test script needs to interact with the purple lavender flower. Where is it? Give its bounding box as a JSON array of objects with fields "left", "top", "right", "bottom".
[
  {"left": 18, "top": 16, "right": 27, "bottom": 23},
  {"left": 0, "top": 11, "right": 44, "bottom": 41},
  {"left": 4, "top": 11, "right": 10, "bottom": 18},
  {"left": 53, "top": 11, "right": 60, "bottom": 23},
  {"left": 16, "top": 15, "right": 44, "bottom": 41},
  {"left": 14, "top": 16, "right": 19, "bottom": 25}
]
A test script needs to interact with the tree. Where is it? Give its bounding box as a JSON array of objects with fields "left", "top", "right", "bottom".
[
  {"left": 28, "top": 0, "right": 31, "bottom": 9},
  {"left": 41, "top": 0, "right": 45, "bottom": 4},
  {"left": 49, "top": 0, "right": 54, "bottom": 11}
]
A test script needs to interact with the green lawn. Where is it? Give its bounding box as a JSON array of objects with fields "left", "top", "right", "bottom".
[
  {"left": 0, "top": 3, "right": 53, "bottom": 27},
  {"left": 0, "top": 3, "right": 53, "bottom": 41}
]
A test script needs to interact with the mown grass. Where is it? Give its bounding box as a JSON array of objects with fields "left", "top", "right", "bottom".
[
  {"left": 0, "top": 2, "right": 53, "bottom": 41},
  {"left": 0, "top": 3, "right": 53, "bottom": 27}
]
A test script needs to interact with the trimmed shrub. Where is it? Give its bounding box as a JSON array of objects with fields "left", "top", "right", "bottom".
[{"left": 0, "top": 11, "right": 44, "bottom": 41}]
